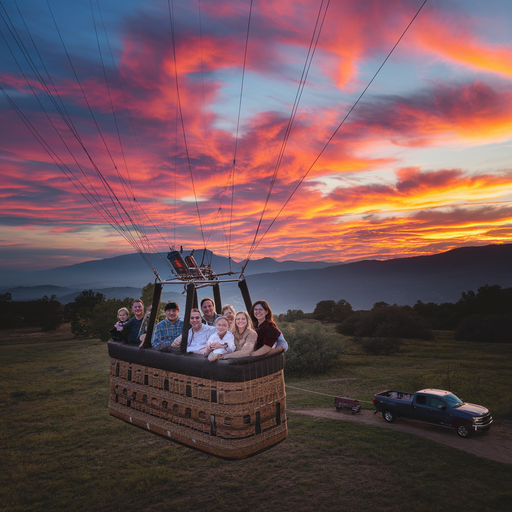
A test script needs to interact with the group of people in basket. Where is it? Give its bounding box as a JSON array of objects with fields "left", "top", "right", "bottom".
[{"left": 110, "top": 297, "right": 288, "bottom": 361}]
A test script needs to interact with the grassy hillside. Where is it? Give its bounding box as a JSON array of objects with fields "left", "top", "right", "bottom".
[{"left": 1, "top": 326, "right": 511, "bottom": 511}]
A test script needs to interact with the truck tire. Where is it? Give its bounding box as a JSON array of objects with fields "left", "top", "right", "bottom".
[
  {"left": 382, "top": 410, "right": 396, "bottom": 423},
  {"left": 456, "top": 422, "right": 472, "bottom": 438}
]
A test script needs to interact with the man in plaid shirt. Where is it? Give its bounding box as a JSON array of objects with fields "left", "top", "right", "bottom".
[{"left": 151, "top": 302, "right": 183, "bottom": 350}]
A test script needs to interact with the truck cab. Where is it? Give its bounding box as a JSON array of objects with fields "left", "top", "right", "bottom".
[{"left": 413, "top": 390, "right": 460, "bottom": 427}]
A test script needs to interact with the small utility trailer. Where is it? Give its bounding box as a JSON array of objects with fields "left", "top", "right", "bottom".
[{"left": 334, "top": 396, "right": 362, "bottom": 414}]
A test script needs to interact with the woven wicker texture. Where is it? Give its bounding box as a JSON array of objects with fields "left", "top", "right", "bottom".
[{"left": 109, "top": 357, "right": 287, "bottom": 459}]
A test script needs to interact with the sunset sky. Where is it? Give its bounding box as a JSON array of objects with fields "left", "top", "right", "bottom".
[{"left": 2, "top": 0, "right": 512, "bottom": 272}]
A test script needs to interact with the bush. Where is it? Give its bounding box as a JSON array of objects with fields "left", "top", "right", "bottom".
[
  {"left": 455, "top": 314, "right": 512, "bottom": 343},
  {"left": 356, "top": 336, "right": 403, "bottom": 355},
  {"left": 281, "top": 321, "right": 344, "bottom": 376},
  {"left": 336, "top": 311, "right": 368, "bottom": 336}
]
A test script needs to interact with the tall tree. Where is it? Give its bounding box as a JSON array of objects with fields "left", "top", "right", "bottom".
[{"left": 70, "top": 290, "right": 106, "bottom": 336}]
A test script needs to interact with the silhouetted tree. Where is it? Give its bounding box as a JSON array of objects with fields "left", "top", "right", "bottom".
[
  {"left": 35, "top": 295, "right": 63, "bottom": 331},
  {"left": 332, "top": 299, "right": 353, "bottom": 323},
  {"left": 413, "top": 300, "right": 460, "bottom": 330},
  {"left": 70, "top": 290, "right": 106, "bottom": 336},
  {"left": 313, "top": 300, "right": 336, "bottom": 321},
  {"left": 337, "top": 303, "right": 434, "bottom": 340},
  {"left": 73, "top": 289, "right": 106, "bottom": 310},
  {"left": 313, "top": 299, "right": 353, "bottom": 322}
]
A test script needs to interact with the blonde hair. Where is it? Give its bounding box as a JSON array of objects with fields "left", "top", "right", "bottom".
[
  {"left": 234, "top": 311, "right": 256, "bottom": 337},
  {"left": 117, "top": 307, "right": 129, "bottom": 318}
]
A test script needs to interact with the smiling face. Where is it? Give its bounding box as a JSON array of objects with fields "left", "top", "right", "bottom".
[
  {"left": 132, "top": 301, "right": 144, "bottom": 319},
  {"left": 165, "top": 308, "right": 178, "bottom": 322},
  {"left": 118, "top": 310, "right": 129, "bottom": 322},
  {"left": 190, "top": 311, "right": 203, "bottom": 331},
  {"left": 253, "top": 304, "right": 267, "bottom": 325},
  {"left": 215, "top": 318, "right": 229, "bottom": 337},
  {"left": 201, "top": 299, "right": 215, "bottom": 320},
  {"left": 235, "top": 312, "right": 247, "bottom": 333},
  {"left": 222, "top": 307, "right": 235, "bottom": 323}
]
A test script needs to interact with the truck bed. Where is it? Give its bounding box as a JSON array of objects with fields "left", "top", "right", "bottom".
[{"left": 376, "top": 390, "right": 414, "bottom": 403}]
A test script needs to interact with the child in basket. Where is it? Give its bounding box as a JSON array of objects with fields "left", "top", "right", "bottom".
[
  {"left": 109, "top": 307, "right": 130, "bottom": 342},
  {"left": 204, "top": 316, "right": 236, "bottom": 362}
]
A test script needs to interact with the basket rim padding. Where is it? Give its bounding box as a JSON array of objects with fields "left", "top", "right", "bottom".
[{"left": 107, "top": 341, "right": 284, "bottom": 382}]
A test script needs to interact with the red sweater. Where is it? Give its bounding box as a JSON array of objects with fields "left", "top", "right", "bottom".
[{"left": 255, "top": 320, "right": 281, "bottom": 349}]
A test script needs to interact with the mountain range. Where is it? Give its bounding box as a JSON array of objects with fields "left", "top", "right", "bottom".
[{"left": 1, "top": 244, "right": 512, "bottom": 312}]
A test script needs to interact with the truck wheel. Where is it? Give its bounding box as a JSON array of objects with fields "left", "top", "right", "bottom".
[
  {"left": 456, "top": 423, "right": 472, "bottom": 438},
  {"left": 382, "top": 410, "right": 396, "bottom": 423}
]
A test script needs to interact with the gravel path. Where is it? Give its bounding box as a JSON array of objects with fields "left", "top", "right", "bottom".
[{"left": 290, "top": 408, "right": 512, "bottom": 465}]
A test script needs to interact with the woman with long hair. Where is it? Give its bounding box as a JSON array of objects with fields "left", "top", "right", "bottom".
[
  {"left": 250, "top": 300, "right": 286, "bottom": 357},
  {"left": 221, "top": 310, "right": 257, "bottom": 359}
]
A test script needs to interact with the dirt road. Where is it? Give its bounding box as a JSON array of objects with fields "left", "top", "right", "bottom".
[{"left": 290, "top": 408, "right": 512, "bottom": 465}]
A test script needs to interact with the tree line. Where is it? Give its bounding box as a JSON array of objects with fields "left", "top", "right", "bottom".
[
  {"left": 2, "top": 283, "right": 512, "bottom": 344},
  {"left": 0, "top": 284, "right": 155, "bottom": 338},
  {"left": 277, "top": 283, "right": 512, "bottom": 344}
]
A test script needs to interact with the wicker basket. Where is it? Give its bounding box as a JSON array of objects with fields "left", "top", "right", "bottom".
[{"left": 108, "top": 342, "right": 287, "bottom": 459}]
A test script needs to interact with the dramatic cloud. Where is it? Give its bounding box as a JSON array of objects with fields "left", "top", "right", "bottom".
[{"left": 1, "top": 0, "right": 512, "bottom": 270}]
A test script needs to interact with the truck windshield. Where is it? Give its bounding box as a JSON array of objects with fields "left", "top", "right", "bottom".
[{"left": 443, "top": 393, "right": 463, "bottom": 408}]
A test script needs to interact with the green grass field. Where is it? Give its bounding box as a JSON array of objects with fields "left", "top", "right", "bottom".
[{"left": 1, "top": 326, "right": 511, "bottom": 511}]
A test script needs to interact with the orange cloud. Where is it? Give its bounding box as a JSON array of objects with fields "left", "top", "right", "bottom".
[
  {"left": 3, "top": 0, "right": 512, "bottom": 269},
  {"left": 415, "top": 10, "right": 512, "bottom": 79}
]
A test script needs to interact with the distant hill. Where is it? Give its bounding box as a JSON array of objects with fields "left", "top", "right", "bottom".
[
  {"left": 0, "top": 250, "right": 337, "bottom": 289},
  {"left": 2, "top": 244, "right": 512, "bottom": 312},
  {"left": 242, "top": 243, "right": 512, "bottom": 311}
]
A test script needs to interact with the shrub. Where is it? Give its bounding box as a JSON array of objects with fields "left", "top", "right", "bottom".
[
  {"left": 356, "top": 336, "right": 403, "bottom": 356},
  {"left": 281, "top": 321, "right": 344, "bottom": 376},
  {"left": 455, "top": 314, "right": 512, "bottom": 343},
  {"left": 336, "top": 311, "right": 369, "bottom": 336}
]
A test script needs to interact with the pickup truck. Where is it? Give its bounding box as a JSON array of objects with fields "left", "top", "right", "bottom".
[{"left": 373, "top": 388, "right": 492, "bottom": 437}]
